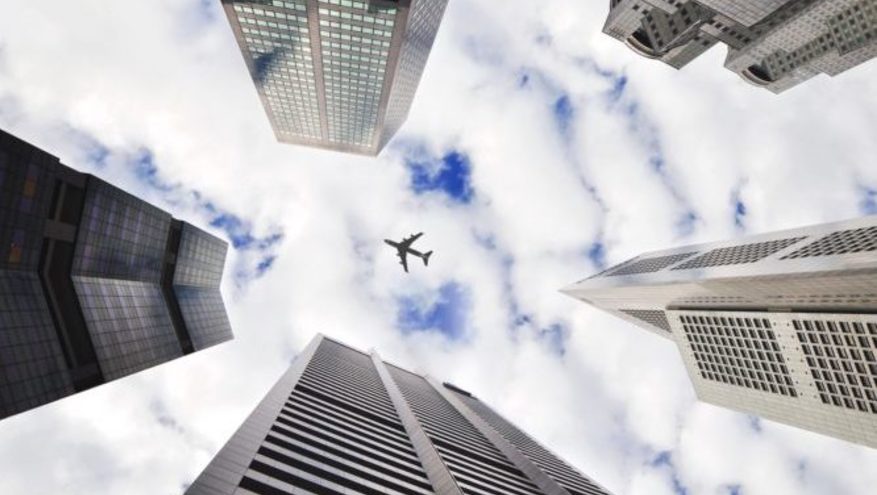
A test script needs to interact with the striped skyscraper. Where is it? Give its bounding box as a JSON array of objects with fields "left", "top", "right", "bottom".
[{"left": 187, "top": 334, "right": 612, "bottom": 495}]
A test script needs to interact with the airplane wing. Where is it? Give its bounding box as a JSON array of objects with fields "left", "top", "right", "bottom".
[
  {"left": 398, "top": 232, "right": 423, "bottom": 250},
  {"left": 397, "top": 249, "right": 410, "bottom": 273}
]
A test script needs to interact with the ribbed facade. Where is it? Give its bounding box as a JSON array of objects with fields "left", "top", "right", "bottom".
[
  {"left": 0, "top": 128, "right": 233, "bottom": 420},
  {"left": 187, "top": 335, "right": 613, "bottom": 495},
  {"left": 604, "top": 0, "right": 877, "bottom": 93},
  {"left": 220, "top": 0, "right": 449, "bottom": 156},
  {"left": 563, "top": 215, "right": 877, "bottom": 447}
]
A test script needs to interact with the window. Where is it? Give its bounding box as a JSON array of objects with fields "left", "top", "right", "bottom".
[{"left": 680, "top": 313, "right": 797, "bottom": 397}]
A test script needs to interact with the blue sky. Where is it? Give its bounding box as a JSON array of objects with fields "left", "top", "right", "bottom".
[
  {"left": 405, "top": 149, "right": 475, "bottom": 204},
  {"left": 93, "top": 140, "right": 285, "bottom": 287},
  {"left": 0, "top": 1, "right": 876, "bottom": 494},
  {"left": 862, "top": 187, "right": 877, "bottom": 215},
  {"left": 397, "top": 281, "right": 470, "bottom": 341}
]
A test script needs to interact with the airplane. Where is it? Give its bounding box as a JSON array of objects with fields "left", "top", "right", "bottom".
[{"left": 385, "top": 232, "right": 433, "bottom": 273}]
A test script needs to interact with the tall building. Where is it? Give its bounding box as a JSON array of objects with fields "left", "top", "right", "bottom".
[
  {"left": 604, "top": 0, "right": 877, "bottom": 93},
  {"left": 187, "top": 334, "right": 613, "bottom": 495},
  {"left": 563, "top": 215, "right": 877, "bottom": 447},
  {"left": 221, "top": 0, "right": 449, "bottom": 155},
  {"left": 0, "top": 128, "right": 233, "bottom": 420}
]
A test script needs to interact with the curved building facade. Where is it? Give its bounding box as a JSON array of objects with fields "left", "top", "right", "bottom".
[{"left": 0, "top": 128, "right": 233, "bottom": 420}]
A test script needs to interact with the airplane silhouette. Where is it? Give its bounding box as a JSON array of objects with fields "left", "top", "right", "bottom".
[{"left": 385, "top": 232, "right": 433, "bottom": 273}]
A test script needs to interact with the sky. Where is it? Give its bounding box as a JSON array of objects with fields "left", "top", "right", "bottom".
[{"left": 1, "top": 1, "right": 877, "bottom": 494}]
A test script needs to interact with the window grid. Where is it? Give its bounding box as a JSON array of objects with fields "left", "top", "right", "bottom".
[
  {"left": 621, "top": 309, "right": 672, "bottom": 332},
  {"left": 73, "top": 179, "right": 171, "bottom": 281},
  {"left": 454, "top": 390, "right": 612, "bottom": 495},
  {"left": 73, "top": 278, "right": 181, "bottom": 381},
  {"left": 781, "top": 226, "right": 877, "bottom": 259},
  {"left": 681, "top": 314, "right": 798, "bottom": 397},
  {"left": 0, "top": 272, "right": 74, "bottom": 418},
  {"left": 673, "top": 237, "right": 806, "bottom": 270},
  {"left": 388, "top": 364, "right": 543, "bottom": 495},
  {"left": 794, "top": 318, "right": 877, "bottom": 414},
  {"left": 232, "top": 1, "right": 322, "bottom": 139},
  {"left": 318, "top": 0, "right": 396, "bottom": 147},
  {"left": 0, "top": 147, "right": 57, "bottom": 271},
  {"left": 379, "top": 0, "right": 448, "bottom": 149},
  {"left": 604, "top": 0, "right": 877, "bottom": 93},
  {"left": 240, "top": 339, "right": 433, "bottom": 495},
  {"left": 173, "top": 225, "right": 232, "bottom": 350},
  {"left": 72, "top": 180, "right": 183, "bottom": 381},
  {"left": 607, "top": 251, "right": 698, "bottom": 276}
]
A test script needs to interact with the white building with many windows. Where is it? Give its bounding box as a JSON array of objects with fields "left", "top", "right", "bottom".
[
  {"left": 604, "top": 0, "right": 877, "bottom": 93},
  {"left": 564, "top": 215, "right": 877, "bottom": 447}
]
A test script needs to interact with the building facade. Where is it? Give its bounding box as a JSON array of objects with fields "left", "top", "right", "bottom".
[
  {"left": 187, "top": 334, "right": 613, "bottom": 495},
  {"left": 0, "top": 128, "right": 233, "bottom": 420},
  {"left": 604, "top": 0, "right": 877, "bottom": 93},
  {"left": 563, "top": 215, "right": 877, "bottom": 447},
  {"left": 221, "top": 0, "right": 449, "bottom": 155}
]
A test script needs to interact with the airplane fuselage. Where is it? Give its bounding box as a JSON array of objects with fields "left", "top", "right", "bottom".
[
  {"left": 385, "top": 234, "right": 432, "bottom": 273},
  {"left": 384, "top": 240, "right": 426, "bottom": 259}
]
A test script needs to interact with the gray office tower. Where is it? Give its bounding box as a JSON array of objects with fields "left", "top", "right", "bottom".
[
  {"left": 0, "top": 128, "right": 233, "bottom": 420},
  {"left": 604, "top": 0, "right": 877, "bottom": 93},
  {"left": 187, "top": 334, "right": 613, "bottom": 495},
  {"left": 563, "top": 215, "right": 877, "bottom": 447},
  {"left": 221, "top": 0, "right": 448, "bottom": 155}
]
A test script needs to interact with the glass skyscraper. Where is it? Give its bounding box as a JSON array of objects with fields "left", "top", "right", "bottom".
[
  {"left": 604, "top": 0, "right": 877, "bottom": 93},
  {"left": 187, "top": 334, "right": 613, "bottom": 495},
  {"left": 220, "top": 0, "right": 449, "bottom": 155},
  {"left": 0, "top": 128, "right": 233, "bottom": 420},
  {"left": 564, "top": 215, "right": 877, "bottom": 447}
]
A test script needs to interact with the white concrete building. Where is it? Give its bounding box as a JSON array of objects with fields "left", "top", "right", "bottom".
[{"left": 564, "top": 215, "right": 877, "bottom": 447}]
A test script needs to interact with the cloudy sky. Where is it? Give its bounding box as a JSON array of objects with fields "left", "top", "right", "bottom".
[{"left": 2, "top": 1, "right": 877, "bottom": 494}]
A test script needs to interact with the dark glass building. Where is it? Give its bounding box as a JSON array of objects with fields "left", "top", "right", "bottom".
[
  {"left": 187, "top": 334, "right": 613, "bottom": 495},
  {"left": 0, "top": 128, "right": 233, "bottom": 420}
]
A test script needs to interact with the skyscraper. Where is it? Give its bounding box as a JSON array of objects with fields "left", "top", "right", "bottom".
[
  {"left": 0, "top": 128, "right": 233, "bottom": 420},
  {"left": 221, "top": 0, "right": 449, "bottom": 155},
  {"left": 187, "top": 334, "right": 613, "bottom": 495},
  {"left": 604, "top": 0, "right": 877, "bottom": 93},
  {"left": 563, "top": 215, "right": 877, "bottom": 447}
]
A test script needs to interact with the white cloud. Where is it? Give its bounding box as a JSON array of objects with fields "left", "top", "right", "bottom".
[{"left": 1, "top": 0, "right": 876, "bottom": 494}]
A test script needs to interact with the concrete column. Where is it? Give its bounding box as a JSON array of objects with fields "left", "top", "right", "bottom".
[
  {"left": 371, "top": 351, "right": 464, "bottom": 495},
  {"left": 427, "top": 376, "right": 571, "bottom": 495}
]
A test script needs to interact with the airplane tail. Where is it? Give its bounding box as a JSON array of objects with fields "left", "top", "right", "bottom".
[{"left": 422, "top": 251, "right": 433, "bottom": 267}]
